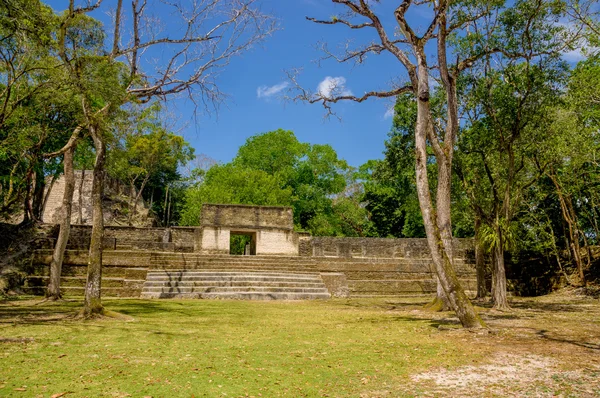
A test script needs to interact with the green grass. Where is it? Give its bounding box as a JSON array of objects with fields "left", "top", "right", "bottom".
[{"left": 0, "top": 298, "right": 476, "bottom": 398}]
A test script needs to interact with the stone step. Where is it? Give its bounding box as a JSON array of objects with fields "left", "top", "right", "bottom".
[
  {"left": 140, "top": 291, "right": 331, "bottom": 300},
  {"left": 141, "top": 270, "right": 331, "bottom": 301},
  {"left": 22, "top": 286, "right": 143, "bottom": 298},
  {"left": 149, "top": 264, "right": 319, "bottom": 270},
  {"left": 143, "top": 280, "right": 327, "bottom": 288},
  {"left": 145, "top": 276, "right": 323, "bottom": 283},
  {"left": 142, "top": 286, "right": 329, "bottom": 294},
  {"left": 24, "top": 276, "right": 143, "bottom": 288},
  {"left": 145, "top": 271, "right": 321, "bottom": 279}
]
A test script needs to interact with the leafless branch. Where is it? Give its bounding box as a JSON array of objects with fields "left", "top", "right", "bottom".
[{"left": 286, "top": 68, "right": 412, "bottom": 119}]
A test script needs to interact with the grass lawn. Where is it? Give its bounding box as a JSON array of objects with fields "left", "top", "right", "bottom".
[{"left": 1, "top": 294, "right": 599, "bottom": 397}]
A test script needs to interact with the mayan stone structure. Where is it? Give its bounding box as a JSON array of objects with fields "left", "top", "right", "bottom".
[
  {"left": 200, "top": 204, "right": 298, "bottom": 255},
  {"left": 26, "top": 203, "right": 477, "bottom": 299},
  {"left": 42, "top": 170, "right": 94, "bottom": 224}
]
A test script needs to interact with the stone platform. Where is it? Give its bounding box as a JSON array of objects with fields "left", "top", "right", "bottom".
[{"left": 25, "top": 250, "right": 477, "bottom": 299}]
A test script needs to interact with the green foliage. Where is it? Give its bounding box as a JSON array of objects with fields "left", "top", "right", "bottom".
[
  {"left": 360, "top": 94, "right": 428, "bottom": 238},
  {"left": 180, "top": 163, "right": 293, "bottom": 225},
  {"left": 181, "top": 129, "right": 368, "bottom": 235}
]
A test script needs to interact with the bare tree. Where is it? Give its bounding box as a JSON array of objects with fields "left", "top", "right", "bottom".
[
  {"left": 291, "top": 1, "right": 585, "bottom": 321},
  {"left": 50, "top": 0, "right": 275, "bottom": 316},
  {"left": 289, "top": 0, "right": 514, "bottom": 328}
]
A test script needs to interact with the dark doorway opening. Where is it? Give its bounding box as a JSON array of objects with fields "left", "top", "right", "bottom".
[{"left": 230, "top": 231, "right": 256, "bottom": 255}]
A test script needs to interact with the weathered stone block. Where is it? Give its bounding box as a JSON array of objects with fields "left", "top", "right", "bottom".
[{"left": 320, "top": 273, "right": 349, "bottom": 298}]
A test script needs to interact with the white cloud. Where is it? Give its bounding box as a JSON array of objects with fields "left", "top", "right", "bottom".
[
  {"left": 257, "top": 82, "right": 289, "bottom": 99},
  {"left": 384, "top": 107, "right": 394, "bottom": 119},
  {"left": 316, "top": 76, "right": 352, "bottom": 99},
  {"left": 561, "top": 48, "right": 585, "bottom": 62}
]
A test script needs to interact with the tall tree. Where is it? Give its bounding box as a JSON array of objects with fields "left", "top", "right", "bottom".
[
  {"left": 456, "top": 0, "right": 576, "bottom": 309},
  {"left": 108, "top": 104, "right": 194, "bottom": 226},
  {"left": 48, "top": 0, "right": 275, "bottom": 316},
  {"left": 181, "top": 129, "right": 359, "bottom": 236},
  {"left": 291, "top": 0, "right": 583, "bottom": 327}
]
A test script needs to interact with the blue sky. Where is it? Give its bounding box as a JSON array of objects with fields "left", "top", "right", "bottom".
[
  {"left": 47, "top": 1, "right": 587, "bottom": 169},
  {"left": 169, "top": 1, "right": 416, "bottom": 168},
  {"left": 44, "top": 1, "right": 423, "bottom": 168}
]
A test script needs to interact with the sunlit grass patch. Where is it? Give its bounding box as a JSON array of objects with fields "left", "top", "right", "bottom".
[{"left": 1, "top": 294, "right": 598, "bottom": 397}]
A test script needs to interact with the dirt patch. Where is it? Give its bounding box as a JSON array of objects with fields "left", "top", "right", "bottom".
[
  {"left": 401, "top": 291, "right": 600, "bottom": 397},
  {"left": 410, "top": 353, "right": 599, "bottom": 397}
]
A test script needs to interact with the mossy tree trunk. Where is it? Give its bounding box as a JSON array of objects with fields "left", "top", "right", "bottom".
[
  {"left": 414, "top": 48, "right": 485, "bottom": 329},
  {"left": 491, "top": 221, "right": 510, "bottom": 311},
  {"left": 77, "top": 169, "right": 85, "bottom": 224}
]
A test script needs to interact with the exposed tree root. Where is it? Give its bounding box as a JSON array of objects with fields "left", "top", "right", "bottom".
[
  {"left": 35, "top": 297, "right": 66, "bottom": 305},
  {"left": 76, "top": 308, "right": 134, "bottom": 321},
  {"left": 423, "top": 296, "right": 451, "bottom": 312}
]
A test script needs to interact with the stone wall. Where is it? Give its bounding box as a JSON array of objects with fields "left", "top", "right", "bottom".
[
  {"left": 201, "top": 204, "right": 293, "bottom": 230},
  {"left": 304, "top": 237, "right": 473, "bottom": 259},
  {"left": 42, "top": 170, "right": 153, "bottom": 226},
  {"left": 43, "top": 170, "right": 94, "bottom": 224},
  {"left": 200, "top": 227, "right": 230, "bottom": 254},
  {"left": 255, "top": 229, "right": 298, "bottom": 255},
  {"left": 63, "top": 225, "right": 199, "bottom": 252}
]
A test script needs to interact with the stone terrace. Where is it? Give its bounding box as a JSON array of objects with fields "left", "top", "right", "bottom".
[{"left": 24, "top": 204, "right": 476, "bottom": 300}]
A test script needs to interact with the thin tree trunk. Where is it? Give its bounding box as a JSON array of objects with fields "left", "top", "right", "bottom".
[
  {"left": 31, "top": 167, "right": 46, "bottom": 221},
  {"left": 550, "top": 173, "right": 586, "bottom": 285},
  {"left": 128, "top": 181, "right": 135, "bottom": 226},
  {"left": 77, "top": 169, "right": 85, "bottom": 224},
  {"left": 47, "top": 146, "right": 76, "bottom": 300},
  {"left": 163, "top": 185, "right": 169, "bottom": 226},
  {"left": 83, "top": 129, "right": 105, "bottom": 317},
  {"left": 414, "top": 62, "right": 484, "bottom": 328},
  {"left": 492, "top": 222, "right": 510, "bottom": 310},
  {"left": 21, "top": 167, "right": 35, "bottom": 224},
  {"left": 166, "top": 189, "right": 171, "bottom": 227},
  {"left": 131, "top": 175, "right": 149, "bottom": 226},
  {"left": 566, "top": 195, "right": 586, "bottom": 285},
  {"left": 474, "top": 215, "right": 487, "bottom": 300}
]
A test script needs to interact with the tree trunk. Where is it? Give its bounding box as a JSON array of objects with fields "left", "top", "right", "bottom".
[
  {"left": 550, "top": 173, "right": 586, "bottom": 285},
  {"left": 21, "top": 167, "right": 34, "bottom": 224},
  {"left": 163, "top": 185, "right": 169, "bottom": 226},
  {"left": 413, "top": 63, "right": 484, "bottom": 328},
  {"left": 474, "top": 215, "right": 487, "bottom": 300},
  {"left": 83, "top": 129, "right": 105, "bottom": 317},
  {"left": 433, "top": 155, "right": 453, "bottom": 311},
  {"left": 492, "top": 223, "right": 510, "bottom": 310},
  {"left": 131, "top": 176, "right": 149, "bottom": 226},
  {"left": 77, "top": 169, "right": 85, "bottom": 224},
  {"left": 46, "top": 147, "right": 76, "bottom": 300},
  {"left": 128, "top": 181, "right": 135, "bottom": 226},
  {"left": 31, "top": 166, "right": 46, "bottom": 221}
]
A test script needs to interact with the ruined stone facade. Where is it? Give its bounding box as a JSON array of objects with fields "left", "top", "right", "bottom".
[
  {"left": 42, "top": 170, "right": 93, "bottom": 224},
  {"left": 27, "top": 203, "right": 477, "bottom": 298},
  {"left": 199, "top": 204, "right": 299, "bottom": 255},
  {"left": 41, "top": 170, "right": 151, "bottom": 226}
]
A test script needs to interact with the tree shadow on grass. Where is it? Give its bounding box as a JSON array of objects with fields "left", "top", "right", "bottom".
[
  {"left": 536, "top": 329, "right": 600, "bottom": 350},
  {"left": 509, "top": 300, "right": 591, "bottom": 313},
  {"left": 0, "top": 299, "right": 81, "bottom": 324}
]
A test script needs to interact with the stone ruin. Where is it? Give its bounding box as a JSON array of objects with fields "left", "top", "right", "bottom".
[{"left": 26, "top": 203, "right": 477, "bottom": 300}]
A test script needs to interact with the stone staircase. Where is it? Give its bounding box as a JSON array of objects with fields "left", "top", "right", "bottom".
[{"left": 141, "top": 270, "right": 331, "bottom": 300}]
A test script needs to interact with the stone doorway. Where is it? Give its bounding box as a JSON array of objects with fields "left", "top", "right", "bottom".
[{"left": 230, "top": 231, "right": 256, "bottom": 255}]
